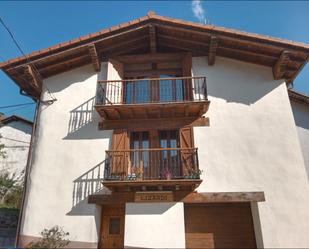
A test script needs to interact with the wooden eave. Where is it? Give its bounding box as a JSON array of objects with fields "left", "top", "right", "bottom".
[
  {"left": 1, "top": 12, "right": 309, "bottom": 99},
  {"left": 288, "top": 89, "right": 309, "bottom": 106}
]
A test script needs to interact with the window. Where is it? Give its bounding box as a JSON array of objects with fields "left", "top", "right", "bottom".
[
  {"left": 130, "top": 131, "right": 150, "bottom": 178},
  {"left": 109, "top": 217, "right": 120, "bottom": 235},
  {"left": 159, "top": 75, "right": 184, "bottom": 102},
  {"left": 123, "top": 74, "right": 184, "bottom": 104},
  {"left": 159, "top": 130, "right": 180, "bottom": 178}
]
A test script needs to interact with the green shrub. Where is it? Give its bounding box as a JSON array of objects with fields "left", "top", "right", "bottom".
[{"left": 26, "top": 226, "right": 70, "bottom": 249}]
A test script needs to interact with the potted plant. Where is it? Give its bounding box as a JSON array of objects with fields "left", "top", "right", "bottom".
[{"left": 161, "top": 167, "right": 173, "bottom": 180}]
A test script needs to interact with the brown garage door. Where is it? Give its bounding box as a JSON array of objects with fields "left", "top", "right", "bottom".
[{"left": 185, "top": 203, "right": 256, "bottom": 249}]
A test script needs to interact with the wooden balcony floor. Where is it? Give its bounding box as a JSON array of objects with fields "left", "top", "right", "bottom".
[
  {"left": 95, "top": 100, "right": 210, "bottom": 120},
  {"left": 102, "top": 179, "right": 202, "bottom": 192}
]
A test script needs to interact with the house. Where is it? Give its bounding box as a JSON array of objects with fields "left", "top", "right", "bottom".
[
  {"left": 1, "top": 11, "right": 309, "bottom": 248},
  {"left": 288, "top": 89, "right": 309, "bottom": 181},
  {"left": 0, "top": 115, "right": 33, "bottom": 181}
]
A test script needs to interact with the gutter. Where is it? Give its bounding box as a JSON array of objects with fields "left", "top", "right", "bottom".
[{"left": 14, "top": 98, "right": 41, "bottom": 247}]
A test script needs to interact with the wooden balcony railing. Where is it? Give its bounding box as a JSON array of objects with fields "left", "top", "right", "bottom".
[
  {"left": 103, "top": 148, "right": 200, "bottom": 181},
  {"left": 96, "top": 76, "right": 207, "bottom": 105}
]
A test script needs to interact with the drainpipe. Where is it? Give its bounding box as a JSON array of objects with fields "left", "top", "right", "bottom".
[{"left": 14, "top": 95, "right": 41, "bottom": 247}]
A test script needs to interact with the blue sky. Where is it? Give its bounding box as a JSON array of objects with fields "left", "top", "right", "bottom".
[{"left": 1, "top": 1, "right": 309, "bottom": 120}]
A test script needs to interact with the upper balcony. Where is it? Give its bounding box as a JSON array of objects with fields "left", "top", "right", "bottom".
[{"left": 95, "top": 76, "right": 210, "bottom": 121}]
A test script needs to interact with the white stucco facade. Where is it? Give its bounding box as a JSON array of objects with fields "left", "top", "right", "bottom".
[
  {"left": 0, "top": 119, "right": 32, "bottom": 182},
  {"left": 290, "top": 99, "right": 309, "bottom": 181},
  {"left": 20, "top": 57, "right": 309, "bottom": 248},
  {"left": 125, "top": 202, "right": 185, "bottom": 248},
  {"left": 192, "top": 57, "right": 309, "bottom": 247}
]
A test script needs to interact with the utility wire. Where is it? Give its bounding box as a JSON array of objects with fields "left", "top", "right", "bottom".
[
  {"left": 4, "top": 104, "right": 34, "bottom": 115},
  {"left": 0, "top": 102, "right": 34, "bottom": 109},
  {"left": 0, "top": 16, "right": 56, "bottom": 101},
  {"left": 0, "top": 17, "right": 27, "bottom": 58}
]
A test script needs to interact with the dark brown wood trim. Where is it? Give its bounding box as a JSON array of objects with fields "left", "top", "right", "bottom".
[
  {"left": 88, "top": 44, "right": 101, "bottom": 72},
  {"left": 98, "top": 117, "right": 209, "bottom": 130},
  {"left": 88, "top": 191, "right": 265, "bottom": 205},
  {"left": 24, "top": 65, "right": 42, "bottom": 90},
  {"left": 208, "top": 36, "right": 218, "bottom": 65},
  {"left": 178, "top": 191, "right": 265, "bottom": 203},
  {"left": 112, "top": 52, "right": 186, "bottom": 64},
  {"left": 273, "top": 50, "right": 291, "bottom": 80},
  {"left": 149, "top": 24, "right": 156, "bottom": 53}
]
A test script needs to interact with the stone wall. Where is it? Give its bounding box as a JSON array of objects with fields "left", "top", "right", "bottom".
[{"left": 0, "top": 208, "right": 19, "bottom": 247}]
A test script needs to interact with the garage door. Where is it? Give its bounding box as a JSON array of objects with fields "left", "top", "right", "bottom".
[{"left": 184, "top": 203, "right": 256, "bottom": 249}]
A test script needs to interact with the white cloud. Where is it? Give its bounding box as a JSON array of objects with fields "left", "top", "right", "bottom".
[{"left": 191, "top": 0, "right": 206, "bottom": 23}]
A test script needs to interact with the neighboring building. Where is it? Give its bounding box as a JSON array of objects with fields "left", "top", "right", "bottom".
[
  {"left": 0, "top": 115, "right": 33, "bottom": 181},
  {"left": 288, "top": 89, "right": 309, "bottom": 181},
  {"left": 1, "top": 12, "right": 309, "bottom": 249}
]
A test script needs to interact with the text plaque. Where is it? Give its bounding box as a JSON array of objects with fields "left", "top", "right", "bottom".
[{"left": 135, "top": 191, "right": 174, "bottom": 202}]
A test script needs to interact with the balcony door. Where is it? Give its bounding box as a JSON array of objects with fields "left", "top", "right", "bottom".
[
  {"left": 159, "top": 130, "right": 181, "bottom": 179},
  {"left": 124, "top": 74, "right": 184, "bottom": 104},
  {"left": 129, "top": 131, "right": 150, "bottom": 179}
]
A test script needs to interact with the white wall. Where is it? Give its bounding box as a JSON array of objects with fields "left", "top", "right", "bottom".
[
  {"left": 290, "top": 100, "right": 309, "bottom": 181},
  {"left": 20, "top": 63, "right": 112, "bottom": 247},
  {"left": 125, "top": 203, "right": 185, "bottom": 249},
  {"left": 0, "top": 120, "right": 32, "bottom": 182},
  {"left": 20, "top": 56, "right": 309, "bottom": 248},
  {"left": 192, "top": 56, "right": 309, "bottom": 247}
]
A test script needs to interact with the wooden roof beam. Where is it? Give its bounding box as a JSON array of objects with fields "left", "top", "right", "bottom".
[
  {"left": 88, "top": 44, "right": 101, "bottom": 72},
  {"left": 149, "top": 24, "right": 156, "bottom": 53},
  {"left": 208, "top": 36, "right": 218, "bottom": 65},
  {"left": 24, "top": 64, "right": 42, "bottom": 90},
  {"left": 273, "top": 50, "right": 291, "bottom": 80}
]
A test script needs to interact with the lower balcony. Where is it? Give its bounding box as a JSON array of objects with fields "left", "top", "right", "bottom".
[{"left": 103, "top": 148, "right": 202, "bottom": 192}]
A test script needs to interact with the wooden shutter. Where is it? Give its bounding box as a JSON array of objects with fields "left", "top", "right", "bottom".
[
  {"left": 182, "top": 53, "right": 193, "bottom": 101},
  {"left": 111, "top": 130, "right": 129, "bottom": 178},
  {"left": 180, "top": 126, "right": 194, "bottom": 176}
]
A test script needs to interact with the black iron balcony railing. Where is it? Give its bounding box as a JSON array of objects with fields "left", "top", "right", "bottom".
[
  {"left": 104, "top": 148, "right": 200, "bottom": 181},
  {"left": 96, "top": 76, "right": 207, "bottom": 105}
]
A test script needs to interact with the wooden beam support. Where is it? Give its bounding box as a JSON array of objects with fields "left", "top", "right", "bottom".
[
  {"left": 208, "top": 36, "right": 218, "bottom": 65},
  {"left": 88, "top": 44, "right": 101, "bottom": 72},
  {"left": 24, "top": 64, "right": 42, "bottom": 90},
  {"left": 176, "top": 191, "right": 265, "bottom": 203},
  {"left": 88, "top": 191, "right": 265, "bottom": 205},
  {"left": 185, "top": 105, "right": 189, "bottom": 117},
  {"left": 149, "top": 24, "right": 156, "bottom": 53},
  {"left": 114, "top": 108, "right": 122, "bottom": 119},
  {"left": 273, "top": 50, "right": 291, "bottom": 80},
  {"left": 99, "top": 116, "right": 210, "bottom": 130},
  {"left": 113, "top": 52, "right": 187, "bottom": 64}
]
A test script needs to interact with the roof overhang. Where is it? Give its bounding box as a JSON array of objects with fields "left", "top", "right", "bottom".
[
  {"left": 1, "top": 12, "right": 309, "bottom": 99},
  {"left": 288, "top": 89, "right": 309, "bottom": 106},
  {"left": 0, "top": 115, "right": 33, "bottom": 125}
]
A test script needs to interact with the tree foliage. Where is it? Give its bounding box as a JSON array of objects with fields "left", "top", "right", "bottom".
[
  {"left": 0, "top": 122, "right": 6, "bottom": 159},
  {"left": 0, "top": 172, "right": 22, "bottom": 208},
  {"left": 26, "top": 226, "right": 70, "bottom": 249}
]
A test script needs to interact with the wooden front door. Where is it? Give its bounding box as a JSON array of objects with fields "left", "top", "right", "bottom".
[{"left": 100, "top": 206, "right": 125, "bottom": 249}]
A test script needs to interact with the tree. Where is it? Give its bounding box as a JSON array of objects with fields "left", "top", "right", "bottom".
[
  {"left": 0, "top": 171, "right": 22, "bottom": 208},
  {"left": 0, "top": 120, "right": 6, "bottom": 159}
]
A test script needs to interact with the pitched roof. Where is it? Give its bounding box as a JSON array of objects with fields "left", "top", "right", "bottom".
[
  {"left": 1, "top": 11, "right": 309, "bottom": 99},
  {"left": 0, "top": 115, "right": 33, "bottom": 126},
  {"left": 288, "top": 89, "right": 309, "bottom": 106}
]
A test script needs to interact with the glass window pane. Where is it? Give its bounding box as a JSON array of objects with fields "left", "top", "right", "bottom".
[{"left": 109, "top": 217, "right": 120, "bottom": 235}]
